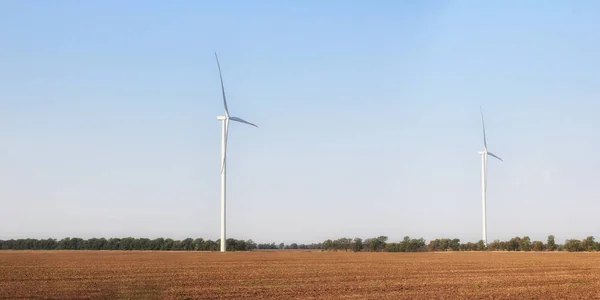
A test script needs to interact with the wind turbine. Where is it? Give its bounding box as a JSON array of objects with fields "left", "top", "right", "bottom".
[
  {"left": 215, "top": 53, "right": 258, "bottom": 252},
  {"left": 478, "top": 106, "right": 502, "bottom": 247}
]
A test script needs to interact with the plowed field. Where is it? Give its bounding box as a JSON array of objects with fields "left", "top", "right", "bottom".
[{"left": 1, "top": 251, "right": 600, "bottom": 299}]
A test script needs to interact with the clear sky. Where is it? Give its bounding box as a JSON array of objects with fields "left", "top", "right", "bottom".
[{"left": 1, "top": 1, "right": 599, "bottom": 244}]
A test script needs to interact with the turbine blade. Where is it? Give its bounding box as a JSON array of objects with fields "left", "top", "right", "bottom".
[
  {"left": 480, "top": 106, "right": 487, "bottom": 149},
  {"left": 221, "top": 119, "right": 229, "bottom": 173},
  {"left": 487, "top": 152, "right": 503, "bottom": 161},
  {"left": 230, "top": 116, "right": 258, "bottom": 128},
  {"left": 215, "top": 52, "right": 229, "bottom": 117}
]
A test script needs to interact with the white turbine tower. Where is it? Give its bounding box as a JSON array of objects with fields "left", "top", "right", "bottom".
[
  {"left": 478, "top": 107, "right": 502, "bottom": 246},
  {"left": 215, "top": 53, "right": 258, "bottom": 252}
]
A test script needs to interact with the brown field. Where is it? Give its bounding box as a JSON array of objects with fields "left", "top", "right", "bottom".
[{"left": 2, "top": 251, "right": 600, "bottom": 299}]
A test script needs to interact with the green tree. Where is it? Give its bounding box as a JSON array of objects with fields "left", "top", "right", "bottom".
[
  {"left": 409, "top": 238, "right": 427, "bottom": 252},
  {"left": 107, "top": 238, "right": 121, "bottom": 250},
  {"left": 322, "top": 240, "right": 333, "bottom": 251},
  {"left": 428, "top": 239, "right": 440, "bottom": 251},
  {"left": 519, "top": 236, "right": 532, "bottom": 251},
  {"left": 340, "top": 238, "right": 352, "bottom": 251},
  {"left": 582, "top": 236, "right": 596, "bottom": 251},
  {"left": 507, "top": 237, "right": 520, "bottom": 251},
  {"left": 532, "top": 241, "right": 545, "bottom": 251},
  {"left": 449, "top": 239, "right": 461, "bottom": 251},
  {"left": 171, "top": 240, "right": 183, "bottom": 250},
  {"left": 487, "top": 240, "right": 501, "bottom": 251},
  {"left": 385, "top": 243, "right": 400, "bottom": 252},
  {"left": 352, "top": 238, "right": 363, "bottom": 252},
  {"left": 375, "top": 236, "right": 388, "bottom": 251},
  {"left": 162, "top": 238, "right": 174, "bottom": 250},
  {"left": 476, "top": 240, "right": 486, "bottom": 251},
  {"left": 56, "top": 238, "right": 72, "bottom": 250},
  {"left": 193, "top": 238, "right": 204, "bottom": 251},
  {"left": 564, "top": 239, "right": 583, "bottom": 252},
  {"left": 205, "top": 240, "right": 219, "bottom": 251},
  {"left": 120, "top": 237, "right": 134, "bottom": 250},
  {"left": 138, "top": 238, "right": 151, "bottom": 250},
  {"left": 547, "top": 235, "right": 556, "bottom": 251},
  {"left": 399, "top": 236, "right": 411, "bottom": 252},
  {"left": 462, "top": 242, "right": 477, "bottom": 251},
  {"left": 245, "top": 239, "right": 257, "bottom": 250},
  {"left": 181, "top": 238, "right": 194, "bottom": 251},
  {"left": 226, "top": 239, "right": 239, "bottom": 251},
  {"left": 151, "top": 238, "right": 165, "bottom": 250}
]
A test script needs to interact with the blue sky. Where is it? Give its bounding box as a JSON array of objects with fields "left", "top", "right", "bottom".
[{"left": 1, "top": 1, "right": 599, "bottom": 244}]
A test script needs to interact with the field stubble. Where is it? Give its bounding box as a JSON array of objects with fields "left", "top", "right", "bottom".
[{"left": 1, "top": 251, "right": 600, "bottom": 299}]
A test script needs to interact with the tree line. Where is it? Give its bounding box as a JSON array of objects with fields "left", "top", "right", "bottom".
[
  {"left": 0, "top": 238, "right": 254, "bottom": 251},
  {"left": 1, "top": 235, "right": 599, "bottom": 252},
  {"left": 320, "top": 235, "right": 600, "bottom": 252}
]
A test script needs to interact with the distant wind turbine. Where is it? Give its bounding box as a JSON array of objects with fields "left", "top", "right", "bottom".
[
  {"left": 215, "top": 53, "right": 258, "bottom": 252},
  {"left": 478, "top": 106, "right": 502, "bottom": 246}
]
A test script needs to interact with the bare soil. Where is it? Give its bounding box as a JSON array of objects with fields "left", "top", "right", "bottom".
[{"left": 1, "top": 251, "right": 600, "bottom": 299}]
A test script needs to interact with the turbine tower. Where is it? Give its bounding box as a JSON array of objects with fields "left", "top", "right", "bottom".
[
  {"left": 478, "top": 106, "right": 502, "bottom": 246},
  {"left": 215, "top": 53, "right": 258, "bottom": 252}
]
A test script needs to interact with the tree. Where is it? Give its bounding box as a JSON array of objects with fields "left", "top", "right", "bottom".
[
  {"left": 532, "top": 241, "right": 545, "bottom": 251},
  {"left": 130, "top": 238, "right": 142, "bottom": 250},
  {"left": 487, "top": 240, "right": 501, "bottom": 251},
  {"left": 476, "top": 240, "right": 486, "bottom": 251},
  {"left": 409, "top": 238, "right": 427, "bottom": 252},
  {"left": 181, "top": 238, "right": 194, "bottom": 251},
  {"left": 162, "top": 238, "right": 174, "bottom": 250},
  {"left": 376, "top": 236, "right": 388, "bottom": 251},
  {"left": 332, "top": 239, "right": 342, "bottom": 251},
  {"left": 428, "top": 240, "right": 440, "bottom": 252},
  {"left": 507, "top": 237, "right": 520, "bottom": 251},
  {"left": 463, "top": 242, "right": 477, "bottom": 251},
  {"left": 449, "top": 239, "right": 461, "bottom": 251},
  {"left": 352, "top": 238, "right": 363, "bottom": 252},
  {"left": 519, "top": 236, "right": 532, "bottom": 251},
  {"left": 226, "top": 239, "right": 239, "bottom": 251},
  {"left": 339, "top": 238, "right": 352, "bottom": 251},
  {"left": 151, "top": 238, "right": 165, "bottom": 250},
  {"left": 245, "top": 240, "right": 257, "bottom": 250},
  {"left": 96, "top": 238, "right": 108, "bottom": 250},
  {"left": 170, "top": 240, "right": 181, "bottom": 250},
  {"left": 322, "top": 240, "right": 333, "bottom": 251},
  {"left": 363, "top": 236, "right": 388, "bottom": 252},
  {"left": 139, "top": 238, "right": 151, "bottom": 250},
  {"left": 56, "top": 238, "right": 72, "bottom": 250},
  {"left": 385, "top": 243, "right": 400, "bottom": 252},
  {"left": 362, "top": 239, "right": 373, "bottom": 251},
  {"left": 120, "top": 237, "right": 134, "bottom": 250},
  {"left": 3, "top": 235, "right": 598, "bottom": 253},
  {"left": 564, "top": 239, "right": 583, "bottom": 252},
  {"left": 439, "top": 239, "right": 450, "bottom": 251},
  {"left": 582, "top": 236, "right": 596, "bottom": 251},
  {"left": 205, "top": 240, "right": 219, "bottom": 251},
  {"left": 428, "top": 239, "right": 454, "bottom": 251},
  {"left": 547, "top": 235, "right": 556, "bottom": 251},
  {"left": 399, "top": 236, "right": 411, "bottom": 252},
  {"left": 193, "top": 238, "right": 204, "bottom": 251}
]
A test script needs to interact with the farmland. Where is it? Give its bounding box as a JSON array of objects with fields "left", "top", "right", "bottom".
[{"left": 1, "top": 251, "right": 600, "bottom": 299}]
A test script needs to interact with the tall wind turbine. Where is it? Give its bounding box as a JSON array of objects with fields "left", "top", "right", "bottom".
[
  {"left": 215, "top": 53, "right": 258, "bottom": 252},
  {"left": 478, "top": 106, "right": 502, "bottom": 246}
]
